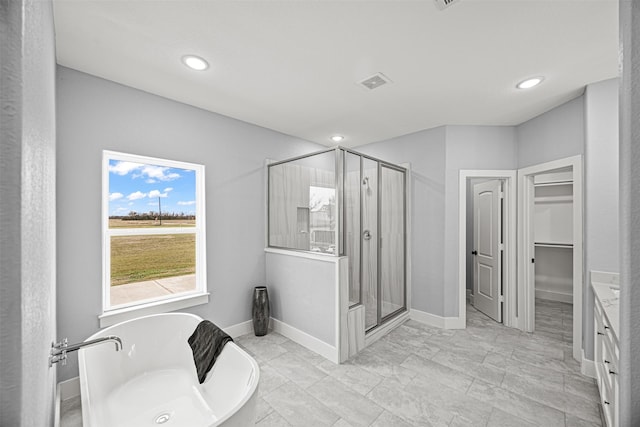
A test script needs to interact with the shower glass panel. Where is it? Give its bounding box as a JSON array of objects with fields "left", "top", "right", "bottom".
[
  {"left": 344, "top": 152, "right": 361, "bottom": 307},
  {"left": 361, "top": 158, "right": 378, "bottom": 331},
  {"left": 268, "top": 151, "right": 336, "bottom": 253},
  {"left": 267, "top": 147, "right": 407, "bottom": 334},
  {"left": 380, "top": 165, "right": 405, "bottom": 319}
]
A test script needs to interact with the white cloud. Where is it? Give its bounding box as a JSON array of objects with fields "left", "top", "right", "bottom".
[
  {"left": 109, "top": 161, "right": 143, "bottom": 176},
  {"left": 164, "top": 187, "right": 173, "bottom": 192},
  {"left": 141, "top": 165, "right": 180, "bottom": 182},
  {"left": 148, "top": 189, "right": 169, "bottom": 198},
  {"left": 178, "top": 200, "right": 196, "bottom": 206},
  {"left": 109, "top": 192, "right": 124, "bottom": 201},
  {"left": 127, "top": 191, "right": 147, "bottom": 201},
  {"left": 110, "top": 161, "right": 181, "bottom": 182},
  {"left": 115, "top": 207, "right": 129, "bottom": 213}
]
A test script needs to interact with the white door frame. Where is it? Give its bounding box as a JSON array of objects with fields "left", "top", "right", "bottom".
[
  {"left": 517, "top": 155, "right": 583, "bottom": 361},
  {"left": 459, "top": 170, "right": 517, "bottom": 328}
]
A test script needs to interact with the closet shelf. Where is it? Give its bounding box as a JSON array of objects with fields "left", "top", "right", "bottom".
[
  {"left": 535, "top": 242, "right": 573, "bottom": 249},
  {"left": 534, "top": 196, "right": 573, "bottom": 203},
  {"left": 534, "top": 180, "right": 573, "bottom": 187}
]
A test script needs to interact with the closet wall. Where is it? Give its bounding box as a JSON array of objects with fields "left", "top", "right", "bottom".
[{"left": 534, "top": 170, "right": 574, "bottom": 303}]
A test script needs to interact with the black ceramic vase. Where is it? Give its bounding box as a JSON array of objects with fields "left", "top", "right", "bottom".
[{"left": 252, "top": 286, "right": 270, "bottom": 336}]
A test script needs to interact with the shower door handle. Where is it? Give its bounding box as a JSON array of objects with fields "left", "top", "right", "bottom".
[{"left": 363, "top": 230, "right": 372, "bottom": 241}]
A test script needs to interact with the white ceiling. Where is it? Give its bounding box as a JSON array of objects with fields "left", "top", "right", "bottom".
[{"left": 52, "top": 0, "right": 619, "bottom": 147}]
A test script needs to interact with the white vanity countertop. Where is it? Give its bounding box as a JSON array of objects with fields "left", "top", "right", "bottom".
[{"left": 592, "top": 281, "right": 620, "bottom": 343}]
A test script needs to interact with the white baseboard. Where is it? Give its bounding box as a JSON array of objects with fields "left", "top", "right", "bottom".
[
  {"left": 223, "top": 319, "right": 254, "bottom": 338},
  {"left": 411, "top": 309, "right": 465, "bottom": 329},
  {"left": 271, "top": 318, "right": 339, "bottom": 363},
  {"left": 581, "top": 350, "right": 597, "bottom": 378},
  {"left": 535, "top": 289, "right": 573, "bottom": 304}
]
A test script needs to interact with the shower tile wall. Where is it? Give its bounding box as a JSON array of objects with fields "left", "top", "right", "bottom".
[{"left": 269, "top": 155, "right": 335, "bottom": 252}]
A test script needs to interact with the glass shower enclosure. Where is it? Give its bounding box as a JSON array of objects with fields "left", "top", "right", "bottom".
[{"left": 268, "top": 147, "right": 406, "bottom": 332}]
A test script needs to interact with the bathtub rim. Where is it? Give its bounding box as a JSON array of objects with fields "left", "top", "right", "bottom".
[{"left": 78, "top": 312, "right": 260, "bottom": 427}]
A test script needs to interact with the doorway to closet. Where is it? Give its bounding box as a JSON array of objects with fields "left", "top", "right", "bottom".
[
  {"left": 518, "top": 155, "right": 583, "bottom": 361},
  {"left": 459, "top": 156, "right": 583, "bottom": 364}
]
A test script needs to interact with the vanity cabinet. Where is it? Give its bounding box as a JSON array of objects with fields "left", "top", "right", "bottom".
[{"left": 593, "top": 280, "right": 620, "bottom": 427}]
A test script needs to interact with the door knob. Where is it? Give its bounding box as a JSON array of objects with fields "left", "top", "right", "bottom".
[
  {"left": 471, "top": 250, "right": 478, "bottom": 255},
  {"left": 363, "top": 230, "right": 372, "bottom": 241}
]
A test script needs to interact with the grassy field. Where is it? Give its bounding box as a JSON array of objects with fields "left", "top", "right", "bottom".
[
  {"left": 109, "top": 219, "right": 195, "bottom": 228},
  {"left": 110, "top": 234, "right": 195, "bottom": 286}
]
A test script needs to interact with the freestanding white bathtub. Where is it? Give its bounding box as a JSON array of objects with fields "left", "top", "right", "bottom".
[{"left": 78, "top": 313, "right": 259, "bottom": 427}]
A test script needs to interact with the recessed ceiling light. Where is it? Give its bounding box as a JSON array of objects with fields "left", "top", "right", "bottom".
[
  {"left": 330, "top": 135, "right": 344, "bottom": 143},
  {"left": 516, "top": 77, "right": 544, "bottom": 89},
  {"left": 182, "top": 55, "right": 209, "bottom": 71}
]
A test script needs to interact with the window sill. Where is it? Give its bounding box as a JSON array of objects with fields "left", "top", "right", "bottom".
[{"left": 99, "top": 292, "right": 209, "bottom": 328}]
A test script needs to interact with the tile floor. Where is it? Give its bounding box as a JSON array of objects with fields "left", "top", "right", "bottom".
[{"left": 60, "top": 300, "right": 603, "bottom": 427}]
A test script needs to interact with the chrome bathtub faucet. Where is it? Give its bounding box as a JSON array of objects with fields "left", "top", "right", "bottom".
[{"left": 49, "top": 335, "right": 123, "bottom": 367}]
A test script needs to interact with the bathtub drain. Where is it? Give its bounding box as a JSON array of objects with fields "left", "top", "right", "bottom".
[{"left": 155, "top": 413, "right": 171, "bottom": 424}]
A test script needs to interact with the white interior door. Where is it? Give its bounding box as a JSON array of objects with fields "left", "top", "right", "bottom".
[{"left": 473, "top": 180, "right": 503, "bottom": 322}]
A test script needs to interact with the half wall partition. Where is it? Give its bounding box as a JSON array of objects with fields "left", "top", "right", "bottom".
[{"left": 267, "top": 148, "right": 407, "bottom": 343}]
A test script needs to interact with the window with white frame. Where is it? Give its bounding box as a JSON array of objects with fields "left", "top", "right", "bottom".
[{"left": 103, "top": 151, "right": 206, "bottom": 313}]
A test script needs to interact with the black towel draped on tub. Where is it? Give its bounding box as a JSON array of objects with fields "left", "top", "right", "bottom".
[{"left": 188, "top": 320, "right": 233, "bottom": 384}]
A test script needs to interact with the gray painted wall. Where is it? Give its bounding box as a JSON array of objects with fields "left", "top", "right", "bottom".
[
  {"left": 443, "top": 126, "right": 518, "bottom": 316},
  {"left": 619, "top": 0, "right": 640, "bottom": 423},
  {"left": 358, "top": 125, "right": 517, "bottom": 317},
  {"left": 517, "top": 95, "right": 585, "bottom": 168},
  {"left": 516, "top": 97, "right": 583, "bottom": 352},
  {"left": 355, "top": 127, "right": 447, "bottom": 315},
  {"left": 0, "top": 0, "right": 57, "bottom": 425},
  {"left": 585, "top": 79, "right": 619, "bottom": 274},
  {"left": 265, "top": 252, "right": 337, "bottom": 345},
  {"left": 56, "top": 67, "right": 322, "bottom": 381},
  {"left": 516, "top": 81, "right": 622, "bottom": 364},
  {"left": 583, "top": 78, "right": 619, "bottom": 360}
]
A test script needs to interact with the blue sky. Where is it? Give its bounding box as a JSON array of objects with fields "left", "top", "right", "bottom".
[{"left": 108, "top": 160, "right": 196, "bottom": 217}]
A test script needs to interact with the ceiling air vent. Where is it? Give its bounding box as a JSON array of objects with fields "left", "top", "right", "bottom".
[
  {"left": 358, "top": 73, "right": 392, "bottom": 90},
  {"left": 434, "top": 0, "right": 461, "bottom": 11}
]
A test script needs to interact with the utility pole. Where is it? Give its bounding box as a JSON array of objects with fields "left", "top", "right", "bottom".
[{"left": 158, "top": 197, "right": 162, "bottom": 226}]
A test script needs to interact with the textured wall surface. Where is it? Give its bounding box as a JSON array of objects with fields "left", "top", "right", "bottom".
[
  {"left": 0, "top": 1, "right": 24, "bottom": 422},
  {"left": 0, "top": 0, "right": 57, "bottom": 425},
  {"left": 56, "top": 67, "right": 322, "bottom": 381},
  {"left": 618, "top": 0, "right": 640, "bottom": 424}
]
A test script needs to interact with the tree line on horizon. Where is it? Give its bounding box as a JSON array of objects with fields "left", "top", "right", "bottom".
[{"left": 110, "top": 211, "right": 196, "bottom": 221}]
